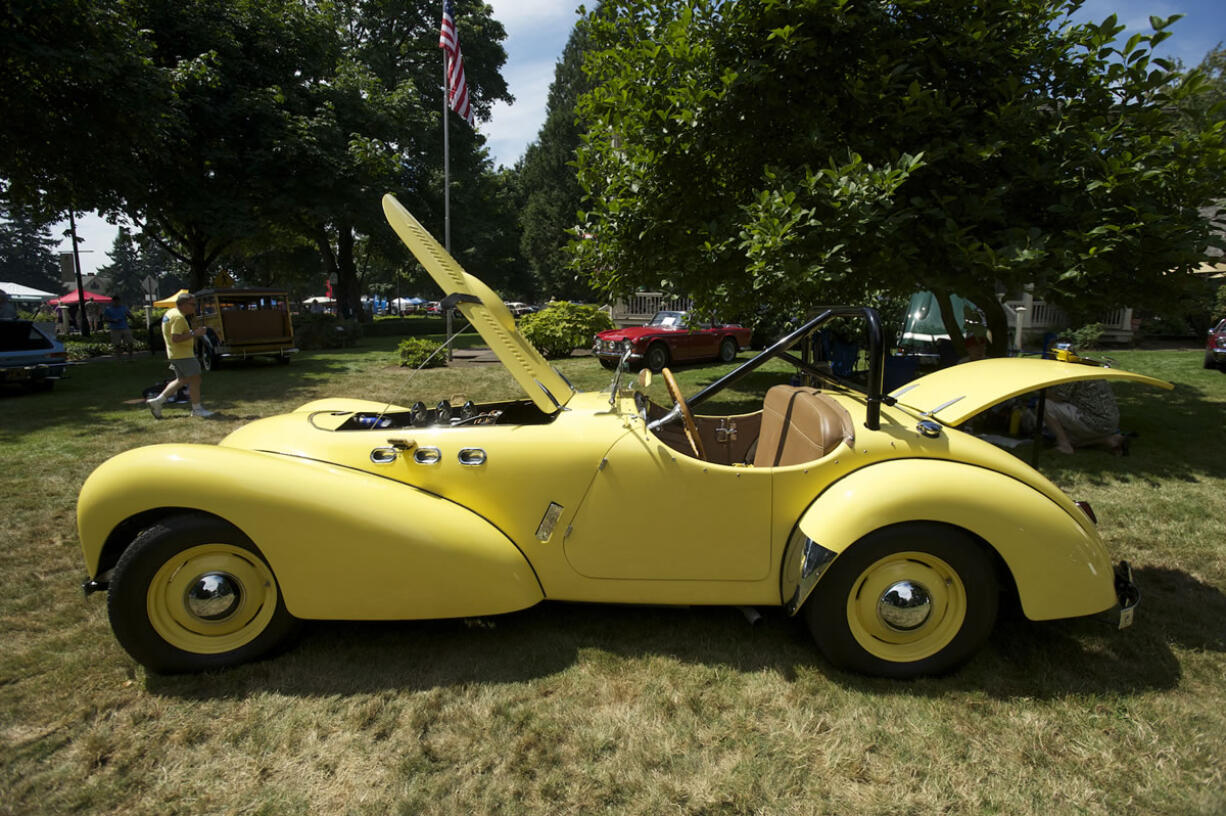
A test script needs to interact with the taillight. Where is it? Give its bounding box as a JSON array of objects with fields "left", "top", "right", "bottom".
[{"left": 1075, "top": 500, "right": 1097, "bottom": 524}]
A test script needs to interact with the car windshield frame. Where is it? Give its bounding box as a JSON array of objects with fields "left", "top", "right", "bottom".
[{"left": 648, "top": 311, "right": 685, "bottom": 328}]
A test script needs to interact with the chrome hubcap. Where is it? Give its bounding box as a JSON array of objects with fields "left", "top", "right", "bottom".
[
  {"left": 185, "top": 572, "right": 242, "bottom": 621},
  {"left": 877, "top": 580, "right": 933, "bottom": 631}
]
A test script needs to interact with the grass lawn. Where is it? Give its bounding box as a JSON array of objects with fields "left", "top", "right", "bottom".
[{"left": 1, "top": 337, "right": 1224, "bottom": 815}]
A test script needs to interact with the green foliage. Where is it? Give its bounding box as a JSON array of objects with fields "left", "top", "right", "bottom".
[
  {"left": 293, "top": 313, "right": 362, "bottom": 350},
  {"left": 1216, "top": 284, "right": 1226, "bottom": 319},
  {"left": 1068, "top": 323, "right": 1105, "bottom": 350},
  {"left": 575, "top": 1, "right": 1226, "bottom": 350},
  {"left": 517, "top": 18, "right": 596, "bottom": 301},
  {"left": 0, "top": 201, "right": 61, "bottom": 291},
  {"left": 396, "top": 337, "right": 446, "bottom": 368},
  {"left": 518, "top": 301, "right": 615, "bottom": 358}
]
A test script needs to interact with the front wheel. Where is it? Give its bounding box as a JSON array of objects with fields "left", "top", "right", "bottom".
[
  {"left": 107, "top": 514, "right": 299, "bottom": 673},
  {"left": 718, "top": 337, "right": 738, "bottom": 363},
  {"left": 804, "top": 523, "right": 998, "bottom": 678}
]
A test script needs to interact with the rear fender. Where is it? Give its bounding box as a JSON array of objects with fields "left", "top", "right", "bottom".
[
  {"left": 78, "top": 445, "right": 543, "bottom": 620},
  {"left": 783, "top": 459, "right": 1115, "bottom": 621}
]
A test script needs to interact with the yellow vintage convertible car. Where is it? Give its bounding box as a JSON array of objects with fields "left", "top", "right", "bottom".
[{"left": 77, "top": 195, "right": 1173, "bottom": 677}]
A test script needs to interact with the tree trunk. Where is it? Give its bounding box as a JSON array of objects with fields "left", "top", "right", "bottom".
[
  {"left": 933, "top": 288, "right": 966, "bottom": 359},
  {"left": 970, "top": 285, "right": 1009, "bottom": 357},
  {"left": 335, "top": 222, "right": 365, "bottom": 322}
]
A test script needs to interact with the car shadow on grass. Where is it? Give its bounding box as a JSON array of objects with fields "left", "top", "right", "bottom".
[{"left": 144, "top": 565, "right": 1223, "bottom": 702}]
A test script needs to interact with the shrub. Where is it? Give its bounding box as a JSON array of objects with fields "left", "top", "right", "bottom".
[
  {"left": 1068, "top": 323, "right": 1104, "bottom": 350},
  {"left": 518, "top": 302, "right": 615, "bottom": 359},
  {"left": 397, "top": 337, "right": 447, "bottom": 368}
]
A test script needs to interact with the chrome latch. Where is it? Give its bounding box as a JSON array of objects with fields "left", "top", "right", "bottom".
[{"left": 715, "top": 418, "right": 738, "bottom": 443}]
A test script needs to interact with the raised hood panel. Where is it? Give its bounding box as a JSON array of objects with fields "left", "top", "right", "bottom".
[
  {"left": 890, "top": 358, "right": 1173, "bottom": 425},
  {"left": 382, "top": 194, "right": 574, "bottom": 413}
]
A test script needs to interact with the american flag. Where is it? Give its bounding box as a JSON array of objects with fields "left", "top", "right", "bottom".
[{"left": 439, "top": 0, "right": 474, "bottom": 127}]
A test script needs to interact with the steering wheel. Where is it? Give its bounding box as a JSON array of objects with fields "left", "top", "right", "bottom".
[{"left": 661, "top": 367, "right": 707, "bottom": 461}]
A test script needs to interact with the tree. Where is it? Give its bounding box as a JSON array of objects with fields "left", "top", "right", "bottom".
[
  {"left": 518, "top": 14, "right": 595, "bottom": 301},
  {"left": 574, "top": 1, "right": 1226, "bottom": 354},
  {"left": 0, "top": 200, "right": 60, "bottom": 291},
  {"left": 274, "top": 0, "right": 515, "bottom": 320},
  {"left": 0, "top": 1, "right": 165, "bottom": 219}
]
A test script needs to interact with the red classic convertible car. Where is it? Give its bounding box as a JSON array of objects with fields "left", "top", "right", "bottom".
[
  {"left": 1205, "top": 317, "right": 1226, "bottom": 371},
  {"left": 594, "top": 310, "right": 752, "bottom": 371}
]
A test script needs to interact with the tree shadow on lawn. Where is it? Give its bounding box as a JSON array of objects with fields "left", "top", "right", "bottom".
[
  {"left": 0, "top": 348, "right": 392, "bottom": 440},
  {"left": 146, "top": 565, "right": 1223, "bottom": 702}
]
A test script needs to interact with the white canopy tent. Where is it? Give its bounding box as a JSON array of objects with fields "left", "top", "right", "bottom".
[{"left": 0, "top": 282, "right": 58, "bottom": 303}]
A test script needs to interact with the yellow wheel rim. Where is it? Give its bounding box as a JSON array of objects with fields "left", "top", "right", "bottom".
[
  {"left": 146, "top": 543, "right": 278, "bottom": 655},
  {"left": 846, "top": 550, "right": 967, "bottom": 663}
]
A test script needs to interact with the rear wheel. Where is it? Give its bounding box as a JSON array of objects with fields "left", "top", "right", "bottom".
[
  {"left": 804, "top": 523, "right": 998, "bottom": 677},
  {"left": 718, "top": 337, "right": 737, "bottom": 363},
  {"left": 197, "top": 338, "right": 220, "bottom": 372},
  {"left": 107, "top": 514, "right": 298, "bottom": 673},
  {"left": 645, "top": 343, "right": 670, "bottom": 373}
]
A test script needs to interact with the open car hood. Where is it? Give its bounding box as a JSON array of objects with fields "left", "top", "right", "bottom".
[
  {"left": 889, "top": 357, "right": 1173, "bottom": 426},
  {"left": 383, "top": 194, "right": 574, "bottom": 413}
]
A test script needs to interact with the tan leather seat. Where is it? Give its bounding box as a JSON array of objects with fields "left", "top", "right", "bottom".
[{"left": 753, "top": 385, "right": 855, "bottom": 468}]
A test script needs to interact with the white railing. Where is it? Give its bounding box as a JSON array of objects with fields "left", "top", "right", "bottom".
[
  {"left": 1003, "top": 300, "right": 1133, "bottom": 341},
  {"left": 605, "top": 292, "right": 694, "bottom": 326}
]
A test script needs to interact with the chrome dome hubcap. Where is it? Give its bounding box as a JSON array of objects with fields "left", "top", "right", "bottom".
[
  {"left": 185, "top": 572, "right": 242, "bottom": 621},
  {"left": 877, "top": 580, "right": 933, "bottom": 631}
]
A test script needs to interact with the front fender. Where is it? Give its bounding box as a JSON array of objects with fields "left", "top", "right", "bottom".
[
  {"left": 78, "top": 445, "right": 543, "bottom": 620},
  {"left": 785, "top": 459, "right": 1115, "bottom": 621}
]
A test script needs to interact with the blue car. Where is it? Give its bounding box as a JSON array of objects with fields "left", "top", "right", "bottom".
[{"left": 0, "top": 320, "right": 68, "bottom": 391}]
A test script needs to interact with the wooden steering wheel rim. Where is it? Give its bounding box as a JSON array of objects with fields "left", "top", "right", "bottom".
[{"left": 661, "top": 367, "right": 706, "bottom": 461}]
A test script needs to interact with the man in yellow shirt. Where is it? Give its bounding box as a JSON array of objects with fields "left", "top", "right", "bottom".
[{"left": 146, "top": 292, "right": 214, "bottom": 418}]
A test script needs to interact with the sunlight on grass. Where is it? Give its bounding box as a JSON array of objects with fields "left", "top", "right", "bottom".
[{"left": 1, "top": 341, "right": 1223, "bottom": 815}]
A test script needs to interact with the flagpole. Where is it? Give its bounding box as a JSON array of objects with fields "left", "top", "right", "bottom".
[{"left": 442, "top": 47, "right": 453, "bottom": 358}]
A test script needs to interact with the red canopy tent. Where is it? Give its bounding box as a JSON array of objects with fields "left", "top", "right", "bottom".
[{"left": 48, "top": 289, "right": 113, "bottom": 306}]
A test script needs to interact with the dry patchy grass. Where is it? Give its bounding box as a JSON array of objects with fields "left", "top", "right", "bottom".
[{"left": 1, "top": 341, "right": 1223, "bottom": 815}]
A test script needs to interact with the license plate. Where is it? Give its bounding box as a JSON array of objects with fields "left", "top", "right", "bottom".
[{"left": 1118, "top": 606, "right": 1135, "bottom": 630}]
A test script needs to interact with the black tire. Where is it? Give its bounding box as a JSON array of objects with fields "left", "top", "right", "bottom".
[
  {"left": 197, "top": 338, "right": 220, "bottom": 372},
  {"left": 107, "top": 513, "right": 299, "bottom": 674},
  {"left": 718, "top": 337, "right": 738, "bottom": 363},
  {"left": 645, "top": 343, "right": 670, "bottom": 373},
  {"left": 276, "top": 354, "right": 291, "bottom": 365},
  {"left": 1205, "top": 351, "right": 1215, "bottom": 370},
  {"left": 804, "top": 523, "right": 998, "bottom": 678}
]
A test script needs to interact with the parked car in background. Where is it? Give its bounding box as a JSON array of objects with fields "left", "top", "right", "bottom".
[
  {"left": 504, "top": 302, "right": 535, "bottom": 317},
  {"left": 0, "top": 320, "right": 68, "bottom": 391},
  {"left": 193, "top": 289, "right": 297, "bottom": 370},
  {"left": 594, "top": 310, "right": 752, "bottom": 371},
  {"left": 1206, "top": 318, "right": 1226, "bottom": 371}
]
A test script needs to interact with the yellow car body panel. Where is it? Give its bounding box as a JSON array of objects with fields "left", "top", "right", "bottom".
[
  {"left": 382, "top": 195, "right": 574, "bottom": 414},
  {"left": 890, "top": 356, "right": 1173, "bottom": 425},
  {"left": 77, "top": 444, "right": 543, "bottom": 620},
  {"left": 792, "top": 458, "right": 1115, "bottom": 620},
  {"left": 563, "top": 430, "right": 773, "bottom": 581}
]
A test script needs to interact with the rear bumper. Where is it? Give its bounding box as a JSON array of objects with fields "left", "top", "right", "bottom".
[{"left": 1113, "top": 560, "right": 1140, "bottom": 629}]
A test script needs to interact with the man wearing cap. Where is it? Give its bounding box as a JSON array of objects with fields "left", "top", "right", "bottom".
[{"left": 146, "top": 292, "right": 214, "bottom": 418}]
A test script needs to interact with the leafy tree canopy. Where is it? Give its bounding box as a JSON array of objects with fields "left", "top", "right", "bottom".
[
  {"left": 574, "top": 0, "right": 1226, "bottom": 352},
  {"left": 0, "top": 201, "right": 60, "bottom": 291}
]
